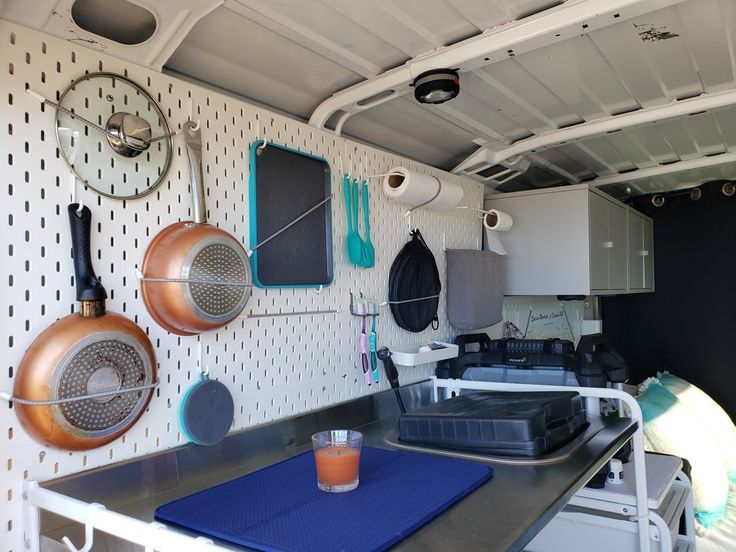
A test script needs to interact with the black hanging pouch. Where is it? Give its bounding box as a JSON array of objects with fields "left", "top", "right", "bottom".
[{"left": 388, "top": 229, "right": 441, "bottom": 332}]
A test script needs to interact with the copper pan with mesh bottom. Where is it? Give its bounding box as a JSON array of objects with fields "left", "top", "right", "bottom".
[
  {"left": 13, "top": 204, "right": 156, "bottom": 451},
  {"left": 140, "top": 121, "right": 251, "bottom": 336}
]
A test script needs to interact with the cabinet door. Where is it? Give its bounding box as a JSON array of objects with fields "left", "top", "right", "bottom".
[
  {"left": 642, "top": 217, "right": 654, "bottom": 290},
  {"left": 589, "top": 192, "right": 610, "bottom": 290},
  {"left": 608, "top": 201, "right": 628, "bottom": 291},
  {"left": 627, "top": 211, "right": 644, "bottom": 289}
]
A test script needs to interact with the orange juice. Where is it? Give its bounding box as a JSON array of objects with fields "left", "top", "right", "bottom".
[{"left": 314, "top": 445, "right": 360, "bottom": 485}]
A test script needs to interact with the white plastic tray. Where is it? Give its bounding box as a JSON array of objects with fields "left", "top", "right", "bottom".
[{"left": 390, "top": 342, "right": 459, "bottom": 367}]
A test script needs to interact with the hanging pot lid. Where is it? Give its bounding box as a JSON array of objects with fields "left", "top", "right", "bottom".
[{"left": 54, "top": 72, "right": 173, "bottom": 199}]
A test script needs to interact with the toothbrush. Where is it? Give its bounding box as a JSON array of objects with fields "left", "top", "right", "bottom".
[
  {"left": 360, "top": 316, "right": 371, "bottom": 385},
  {"left": 369, "top": 314, "right": 379, "bottom": 383}
]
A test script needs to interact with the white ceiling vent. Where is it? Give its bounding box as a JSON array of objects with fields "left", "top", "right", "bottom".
[
  {"left": 454, "top": 150, "right": 531, "bottom": 185},
  {"left": 71, "top": 0, "right": 157, "bottom": 46},
  {"left": 0, "top": 0, "right": 222, "bottom": 70}
]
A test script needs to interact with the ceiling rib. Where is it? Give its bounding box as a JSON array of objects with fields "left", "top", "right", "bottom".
[
  {"left": 592, "top": 151, "right": 736, "bottom": 186},
  {"left": 308, "top": 0, "right": 687, "bottom": 130},
  {"left": 453, "top": 87, "right": 736, "bottom": 176},
  {"left": 525, "top": 152, "right": 581, "bottom": 184},
  {"left": 223, "top": 0, "right": 382, "bottom": 78},
  {"left": 471, "top": 70, "right": 558, "bottom": 130},
  {"left": 572, "top": 143, "right": 619, "bottom": 173},
  {"left": 371, "top": 0, "right": 439, "bottom": 48},
  {"left": 434, "top": 103, "right": 510, "bottom": 144}
]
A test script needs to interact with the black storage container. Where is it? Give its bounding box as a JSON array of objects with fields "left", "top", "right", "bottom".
[
  {"left": 435, "top": 334, "right": 578, "bottom": 380},
  {"left": 398, "top": 391, "right": 588, "bottom": 457}
]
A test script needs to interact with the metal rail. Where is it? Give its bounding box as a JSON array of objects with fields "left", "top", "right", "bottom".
[{"left": 23, "top": 481, "right": 230, "bottom": 552}]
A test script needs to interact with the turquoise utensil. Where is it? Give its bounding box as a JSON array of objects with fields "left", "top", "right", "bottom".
[
  {"left": 369, "top": 314, "right": 379, "bottom": 383},
  {"left": 344, "top": 174, "right": 363, "bottom": 265},
  {"left": 353, "top": 177, "right": 369, "bottom": 267},
  {"left": 361, "top": 181, "right": 375, "bottom": 268}
]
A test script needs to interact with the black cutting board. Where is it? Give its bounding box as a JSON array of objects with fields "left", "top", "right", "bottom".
[{"left": 248, "top": 141, "right": 332, "bottom": 287}]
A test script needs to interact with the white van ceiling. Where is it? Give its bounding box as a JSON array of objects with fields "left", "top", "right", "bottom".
[{"left": 2, "top": 0, "right": 736, "bottom": 198}]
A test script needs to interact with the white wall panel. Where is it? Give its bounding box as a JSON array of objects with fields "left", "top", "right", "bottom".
[{"left": 0, "top": 21, "right": 483, "bottom": 550}]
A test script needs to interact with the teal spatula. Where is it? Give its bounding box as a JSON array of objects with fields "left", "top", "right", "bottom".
[
  {"left": 344, "top": 174, "right": 363, "bottom": 264},
  {"left": 361, "top": 180, "right": 375, "bottom": 268}
]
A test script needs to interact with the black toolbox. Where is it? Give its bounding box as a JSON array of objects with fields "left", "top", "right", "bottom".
[{"left": 398, "top": 391, "right": 588, "bottom": 457}]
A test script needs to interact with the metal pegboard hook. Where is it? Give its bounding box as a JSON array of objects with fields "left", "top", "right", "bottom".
[
  {"left": 69, "top": 172, "right": 83, "bottom": 216},
  {"left": 144, "top": 521, "right": 167, "bottom": 552},
  {"left": 186, "top": 96, "right": 200, "bottom": 131},
  {"left": 197, "top": 337, "right": 209, "bottom": 378},
  {"left": 61, "top": 503, "right": 105, "bottom": 552},
  {"left": 404, "top": 209, "right": 414, "bottom": 232},
  {"left": 349, "top": 290, "right": 380, "bottom": 317},
  {"left": 256, "top": 115, "right": 267, "bottom": 154},
  {"left": 339, "top": 141, "right": 348, "bottom": 177}
]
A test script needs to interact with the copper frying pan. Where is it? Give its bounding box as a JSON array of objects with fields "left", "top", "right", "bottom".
[
  {"left": 140, "top": 121, "right": 252, "bottom": 335},
  {"left": 13, "top": 205, "right": 156, "bottom": 451}
]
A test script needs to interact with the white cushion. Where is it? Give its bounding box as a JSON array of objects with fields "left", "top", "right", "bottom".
[
  {"left": 637, "top": 380, "right": 729, "bottom": 528},
  {"left": 659, "top": 372, "right": 736, "bottom": 485}
]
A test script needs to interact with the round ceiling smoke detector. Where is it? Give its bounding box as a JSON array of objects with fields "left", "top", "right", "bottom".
[{"left": 413, "top": 69, "right": 460, "bottom": 104}]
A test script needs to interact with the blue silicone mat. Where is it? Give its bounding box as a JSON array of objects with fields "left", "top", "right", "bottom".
[{"left": 155, "top": 446, "right": 493, "bottom": 552}]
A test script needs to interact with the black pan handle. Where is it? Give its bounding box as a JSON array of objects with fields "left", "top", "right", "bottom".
[
  {"left": 377, "top": 347, "right": 406, "bottom": 414},
  {"left": 68, "top": 204, "right": 107, "bottom": 302}
]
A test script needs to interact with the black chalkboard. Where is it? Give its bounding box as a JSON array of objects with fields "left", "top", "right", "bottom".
[{"left": 248, "top": 141, "right": 332, "bottom": 287}]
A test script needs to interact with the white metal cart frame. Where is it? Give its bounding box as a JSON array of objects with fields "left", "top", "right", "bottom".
[{"left": 431, "top": 376, "right": 653, "bottom": 552}]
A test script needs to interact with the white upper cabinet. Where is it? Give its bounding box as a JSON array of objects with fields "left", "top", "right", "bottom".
[
  {"left": 589, "top": 191, "right": 628, "bottom": 293},
  {"left": 627, "top": 209, "right": 655, "bottom": 292},
  {"left": 485, "top": 184, "right": 654, "bottom": 296}
]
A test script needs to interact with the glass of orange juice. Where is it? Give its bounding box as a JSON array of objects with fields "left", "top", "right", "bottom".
[{"left": 312, "top": 430, "right": 363, "bottom": 492}]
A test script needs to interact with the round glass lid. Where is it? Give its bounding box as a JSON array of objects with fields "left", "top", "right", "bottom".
[{"left": 55, "top": 72, "right": 173, "bottom": 199}]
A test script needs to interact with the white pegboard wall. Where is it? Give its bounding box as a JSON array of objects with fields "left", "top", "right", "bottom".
[{"left": 0, "top": 21, "right": 483, "bottom": 550}]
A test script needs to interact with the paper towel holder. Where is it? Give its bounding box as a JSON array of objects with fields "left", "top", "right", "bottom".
[{"left": 454, "top": 205, "right": 491, "bottom": 218}]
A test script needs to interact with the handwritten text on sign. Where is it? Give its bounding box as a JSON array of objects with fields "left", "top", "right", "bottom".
[{"left": 525, "top": 308, "right": 573, "bottom": 340}]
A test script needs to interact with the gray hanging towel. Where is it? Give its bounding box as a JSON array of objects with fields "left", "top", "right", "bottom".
[{"left": 446, "top": 249, "right": 503, "bottom": 330}]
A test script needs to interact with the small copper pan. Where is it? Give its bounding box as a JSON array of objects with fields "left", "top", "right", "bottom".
[
  {"left": 140, "top": 121, "right": 252, "bottom": 335},
  {"left": 13, "top": 205, "right": 156, "bottom": 451}
]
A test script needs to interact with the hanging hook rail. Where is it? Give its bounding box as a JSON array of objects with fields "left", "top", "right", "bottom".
[
  {"left": 0, "top": 381, "right": 159, "bottom": 407},
  {"left": 247, "top": 194, "right": 334, "bottom": 257},
  {"left": 134, "top": 270, "right": 255, "bottom": 287},
  {"left": 382, "top": 294, "right": 441, "bottom": 306},
  {"left": 27, "top": 88, "right": 180, "bottom": 144},
  {"left": 246, "top": 308, "right": 340, "bottom": 319}
]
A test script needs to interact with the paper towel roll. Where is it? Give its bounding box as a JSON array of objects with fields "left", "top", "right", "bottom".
[
  {"left": 483, "top": 209, "right": 513, "bottom": 232},
  {"left": 484, "top": 209, "right": 512, "bottom": 256},
  {"left": 383, "top": 167, "right": 463, "bottom": 211}
]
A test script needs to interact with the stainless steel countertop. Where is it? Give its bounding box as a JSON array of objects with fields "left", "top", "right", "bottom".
[{"left": 40, "top": 381, "right": 636, "bottom": 552}]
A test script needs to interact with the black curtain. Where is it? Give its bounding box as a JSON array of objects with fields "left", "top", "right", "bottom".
[{"left": 601, "top": 181, "right": 736, "bottom": 420}]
